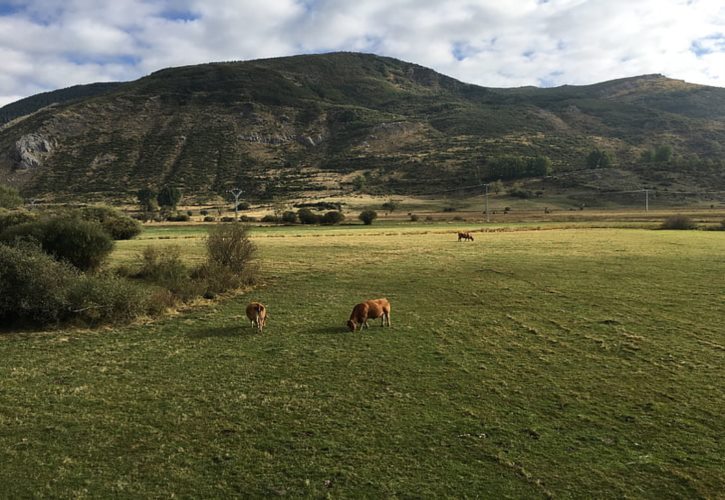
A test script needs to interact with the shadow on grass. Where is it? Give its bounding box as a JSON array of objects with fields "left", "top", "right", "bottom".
[
  {"left": 300, "top": 325, "right": 348, "bottom": 335},
  {"left": 187, "top": 326, "right": 250, "bottom": 339}
]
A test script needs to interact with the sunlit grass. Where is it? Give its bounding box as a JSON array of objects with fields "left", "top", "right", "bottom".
[{"left": 1, "top": 222, "right": 723, "bottom": 497}]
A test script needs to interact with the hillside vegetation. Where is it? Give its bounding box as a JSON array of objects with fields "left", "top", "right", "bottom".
[{"left": 1, "top": 52, "right": 724, "bottom": 203}]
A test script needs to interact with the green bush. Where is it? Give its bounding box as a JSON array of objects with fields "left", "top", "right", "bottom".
[
  {"left": 0, "top": 184, "right": 23, "bottom": 209},
  {"left": 297, "top": 208, "right": 320, "bottom": 224},
  {"left": 321, "top": 211, "right": 345, "bottom": 225},
  {"left": 0, "top": 208, "right": 37, "bottom": 233},
  {"left": 261, "top": 214, "right": 281, "bottom": 223},
  {"left": 166, "top": 213, "right": 191, "bottom": 222},
  {"left": 202, "top": 223, "right": 258, "bottom": 293},
  {"left": 282, "top": 211, "right": 298, "bottom": 223},
  {"left": 660, "top": 215, "right": 697, "bottom": 230},
  {"left": 67, "top": 273, "right": 151, "bottom": 325},
  {"left": 0, "top": 243, "right": 77, "bottom": 324},
  {"left": 358, "top": 210, "right": 378, "bottom": 225},
  {"left": 203, "top": 216, "right": 216, "bottom": 222},
  {"left": 80, "top": 205, "right": 142, "bottom": 240},
  {"left": 135, "top": 246, "right": 199, "bottom": 300}
]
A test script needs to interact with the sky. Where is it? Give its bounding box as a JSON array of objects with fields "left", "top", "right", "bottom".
[{"left": 1, "top": 0, "right": 724, "bottom": 106}]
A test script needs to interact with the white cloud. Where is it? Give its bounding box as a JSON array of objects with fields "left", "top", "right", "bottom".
[{"left": 1, "top": 0, "right": 724, "bottom": 106}]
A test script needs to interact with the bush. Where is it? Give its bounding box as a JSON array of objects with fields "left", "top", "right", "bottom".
[
  {"left": 166, "top": 213, "right": 190, "bottom": 222},
  {"left": 80, "top": 205, "right": 142, "bottom": 240},
  {"left": 67, "top": 273, "right": 151, "bottom": 325},
  {"left": 220, "top": 216, "right": 236, "bottom": 222},
  {"left": 202, "top": 223, "right": 258, "bottom": 293},
  {"left": 281, "top": 211, "right": 298, "bottom": 224},
  {"left": 298, "top": 208, "right": 320, "bottom": 224},
  {"left": 0, "top": 216, "right": 114, "bottom": 271},
  {"left": 0, "top": 243, "right": 77, "bottom": 324},
  {"left": 0, "top": 184, "right": 23, "bottom": 209},
  {"left": 442, "top": 207, "right": 457, "bottom": 212},
  {"left": 261, "top": 214, "right": 281, "bottom": 223},
  {"left": 203, "top": 216, "right": 216, "bottom": 222},
  {"left": 359, "top": 210, "right": 378, "bottom": 225},
  {"left": 238, "top": 215, "right": 257, "bottom": 222},
  {"left": 200, "top": 209, "right": 209, "bottom": 216},
  {"left": 135, "top": 246, "right": 199, "bottom": 300},
  {"left": 660, "top": 215, "right": 697, "bottom": 230},
  {"left": 321, "top": 211, "right": 345, "bottom": 225},
  {"left": 0, "top": 208, "right": 36, "bottom": 233},
  {"left": 236, "top": 202, "right": 251, "bottom": 211},
  {"left": 410, "top": 214, "right": 419, "bottom": 222}
]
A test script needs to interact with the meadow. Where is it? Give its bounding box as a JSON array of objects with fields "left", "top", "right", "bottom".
[{"left": 1, "top": 221, "right": 723, "bottom": 497}]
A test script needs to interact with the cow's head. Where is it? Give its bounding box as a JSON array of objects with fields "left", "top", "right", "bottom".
[{"left": 347, "top": 319, "right": 357, "bottom": 332}]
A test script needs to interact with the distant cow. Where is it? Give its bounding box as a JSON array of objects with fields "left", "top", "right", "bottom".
[
  {"left": 347, "top": 298, "right": 392, "bottom": 332},
  {"left": 458, "top": 232, "right": 474, "bottom": 241},
  {"left": 245, "top": 302, "right": 267, "bottom": 332}
]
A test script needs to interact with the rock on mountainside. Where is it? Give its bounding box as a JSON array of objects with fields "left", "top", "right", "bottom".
[{"left": 0, "top": 52, "right": 724, "bottom": 202}]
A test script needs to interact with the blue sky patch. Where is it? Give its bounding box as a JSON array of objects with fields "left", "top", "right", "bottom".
[
  {"left": 0, "top": 2, "right": 23, "bottom": 16},
  {"left": 690, "top": 34, "right": 725, "bottom": 57},
  {"left": 159, "top": 9, "right": 200, "bottom": 22},
  {"left": 66, "top": 53, "right": 141, "bottom": 67}
]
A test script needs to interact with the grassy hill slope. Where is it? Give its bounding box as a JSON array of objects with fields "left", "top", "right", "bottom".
[{"left": 0, "top": 52, "right": 723, "bottom": 203}]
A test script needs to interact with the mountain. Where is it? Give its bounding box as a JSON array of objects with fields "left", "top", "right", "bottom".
[{"left": 1, "top": 52, "right": 724, "bottom": 204}]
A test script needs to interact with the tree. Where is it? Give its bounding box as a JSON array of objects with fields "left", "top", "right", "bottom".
[
  {"left": 586, "top": 148, "right": 612, "bottom": 169},
  {"left": 156, "top": 185, "right": 182, "bottom": 210},
  {"left": 381, "top": 199, "right": 399, "bottom": 213},
  {"left": 321, "top": 211, "right": 345, "bottom": 225},
  {"left": 0, "top": 184, "right": 23, "bottom": 209},
  {"left": 654, "top": 144, "right": 673, "bottom": 163},
  {"left": 137, "top": 187, "right": 157, "bottom": 212},
  {"left": 297, "top": 208, "right": 320, "bottom": 224},
  {"left": 359, "top": 210, "right": 378, "bottom": 225}
]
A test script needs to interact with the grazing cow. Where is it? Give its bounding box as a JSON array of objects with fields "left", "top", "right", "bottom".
[
  {"left": 347, "top": 298, "right": 392, "bottom": 332},
  {"left": 245, "top": 302, "right": 267, "bottom": 332},
  {"left": 457, "top": 232, "right": 474, "bottom": 241}
]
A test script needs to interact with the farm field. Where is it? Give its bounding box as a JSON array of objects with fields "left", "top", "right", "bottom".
[{"left": 1, "top": 222, "right": 723, "bottom": 497}]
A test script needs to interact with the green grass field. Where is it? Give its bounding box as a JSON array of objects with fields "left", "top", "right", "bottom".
[{"left": 1, "top": 222, "right": 723, "bottom": 497}]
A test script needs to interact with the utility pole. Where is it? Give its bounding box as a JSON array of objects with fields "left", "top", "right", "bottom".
[
  {"left": 483, "top": 183, "right": 490, "bottom": 222},
  {"left": 644, "top": 189, "right": 650, "bottom": 212},
  {"left": 229, "top": 188, "right": 243, "bottom": 220}
]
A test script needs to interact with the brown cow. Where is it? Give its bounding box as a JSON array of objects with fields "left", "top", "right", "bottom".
[
  {"left": 347, "top": 298, "right": 392, "bottom": 332},
  {"left": 245, "top": 302, "right": 267, "bottom": 332},
  {"left": 457, "top": 232, "right": 474, "bottom": 241}
]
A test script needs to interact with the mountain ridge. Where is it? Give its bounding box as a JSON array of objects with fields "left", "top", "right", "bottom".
[{"left": 1, "top": 52, "right": 723, "bottom": 204}]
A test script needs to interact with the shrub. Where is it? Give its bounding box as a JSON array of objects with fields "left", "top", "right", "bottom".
[
  {"left": 442, "top": 207, "right": 457, "bottom": 212},
  {"left": 0, "top": 184, "right": 23, "bottom": 209},
  {"left": 220, "top": 216, "right": 236, "bottom": 222},
  {"left": 203, "top": 216, "right": 216, "bottom": 222},
  {"left": 281, "top": 211, "right": 298, "bottom": 224},
  {"left": 202, "top": 223, "right": 258, "bottom": 293},
  {"left": 135, "top": 246, "right": 199, "bottom": 300},
  {"left": 358, "top": 210, "right": 378, "bottom": 225},
  {"left": 261, "top": 214, "right": 280, "bottom": 223},
  {"left": 236, "top": 202, "right": 251, "bottom": 211},
  {"left": 0, "top": 208, "right": 37, "bottom": 233},
  {"left": 80, "top": 205, "right": 142, "bottom": 240},
  {"left": 200, "top": 209, "right": 209, "bottom": 216},
  {"left": 166, "top": 213, "right": 190, "bottom": 222},
  {"left": 67, "top": 273, "right": 151, "bottom": 325},
  {"left": 660, "top": 215, "right": 697, "bottom": 230},
  {"left": 0, "top": 243, "right": 77, "bottom": 324},
  {"left": 410, "top": 214, "right": 419, "bottom": 222},
  {"left": 321, "top": 211, "right": 345, "bottom": 225},
  {"left": 0, "top": 216, "right": 114, "bottom": 271},
  {"left": 298, "top": 208, "right": 320, "bottom": 224},
  {"left": 238, "top": 215, "right": 257, "bottom": 222}
]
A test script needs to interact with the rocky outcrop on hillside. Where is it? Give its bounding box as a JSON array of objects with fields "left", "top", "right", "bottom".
[{"left": 13, "top": 133, "right": 55, "bottom": 169}]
